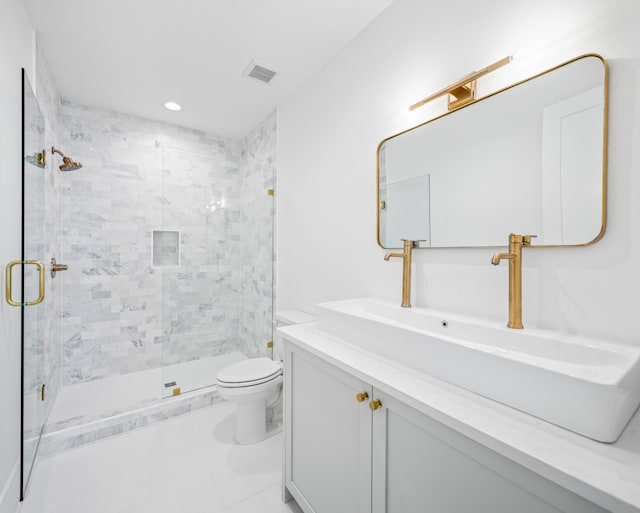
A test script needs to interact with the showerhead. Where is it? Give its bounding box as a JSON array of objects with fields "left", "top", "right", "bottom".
[
  {"left": 51, "top": 147, "right": 82, "bottom": 172},
  {"left": 59, "top": 155, "right": 83, "bottom": 172}
]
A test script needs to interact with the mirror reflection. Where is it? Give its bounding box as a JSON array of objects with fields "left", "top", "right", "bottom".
[{"left": 378, "top": 55, "right": 607, "bottom": 249}]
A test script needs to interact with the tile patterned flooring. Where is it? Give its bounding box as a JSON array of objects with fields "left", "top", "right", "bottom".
[{"left": 20, "top": 402, "right": 302, "bottom": 513}]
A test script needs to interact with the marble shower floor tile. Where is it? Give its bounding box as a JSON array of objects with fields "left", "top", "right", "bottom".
[{"left": 21, "top": 401, "right": 301, "bottom": 513}]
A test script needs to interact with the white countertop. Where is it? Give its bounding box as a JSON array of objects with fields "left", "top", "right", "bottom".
[{"left": 278, "top": 322, "right": 640, "bottom": 513}]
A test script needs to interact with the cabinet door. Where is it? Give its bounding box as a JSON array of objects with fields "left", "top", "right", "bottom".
[
  {"left": 372, "top": 390, "right": 607, "bottom": 513},
  {"left": 285, "top": 345, "right": 372, "bottom": 513}
]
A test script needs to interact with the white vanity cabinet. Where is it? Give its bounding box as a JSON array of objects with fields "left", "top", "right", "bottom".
[
  {"left": 285, "top": 344, "right": 609, "bottom": 513},
  {"left": 284, "top": 343, "right": 372, "bottom": 513},
  {"left": 371, "top": 390, "right": 608, "bottom": 513}
]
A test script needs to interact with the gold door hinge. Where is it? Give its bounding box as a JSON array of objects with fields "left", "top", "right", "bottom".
[
  {"left": 41, "top": 384, "right": 45, "bottom": 401},
  {"left": 173, "top": 387, "right": 181, "bottom": 396},
  {"left": 267, "top": 189, "right": 274, "bottom": 196},
  {"left": 267, "top": 341, "right": 273, "bottom": 348}
]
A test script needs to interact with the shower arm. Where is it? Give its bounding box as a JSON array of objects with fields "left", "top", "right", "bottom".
[{"left": 51, "top": 147, "right": 83, "bottom": 171}]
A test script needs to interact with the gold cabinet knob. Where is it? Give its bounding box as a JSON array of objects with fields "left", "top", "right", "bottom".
[
  {"left": 369, "top": 399, "right": 382, "bottom": 411},
  {"left": 356, "top": 391, "right": 369, "bottom": 403}
]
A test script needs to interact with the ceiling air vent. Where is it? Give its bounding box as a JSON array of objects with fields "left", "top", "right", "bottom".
[{"left": 243, "top": 60, "right": 278, "bottom": 84}]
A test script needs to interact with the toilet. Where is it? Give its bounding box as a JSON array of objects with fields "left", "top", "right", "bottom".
[{"left": 217, "top": 309, "right": 315, "bottom": 444}]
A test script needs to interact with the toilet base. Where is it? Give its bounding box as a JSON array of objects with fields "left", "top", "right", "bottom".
[
  {"left": 218, "top": 378, "right": 283, "bottom": 445},
  {"left": 234, "top": 399, "right": 267, "bottom": 444}
]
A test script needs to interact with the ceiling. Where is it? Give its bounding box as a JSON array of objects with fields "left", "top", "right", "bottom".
[{"left": 24, "top": 0, "right": 394, "bottom": 138}]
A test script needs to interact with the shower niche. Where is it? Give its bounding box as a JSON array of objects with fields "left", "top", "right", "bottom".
[{"left": 152, "top": 229, "right": 180, "bottom": 267}]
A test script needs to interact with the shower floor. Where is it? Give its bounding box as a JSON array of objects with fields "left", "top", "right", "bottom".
[
  {"left": 39, "top": 352, "right": 247, "bottom": 458},
  {"left": 49, "top": 352, "right": 246, "bottom": 425}
]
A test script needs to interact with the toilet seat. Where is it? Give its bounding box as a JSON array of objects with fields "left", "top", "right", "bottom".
[
  {"left": 215, "top": 310, "right": 313, "bottom": 444},
  {"left": 217, "top": 358, "right": 282, "bottom": 388}
]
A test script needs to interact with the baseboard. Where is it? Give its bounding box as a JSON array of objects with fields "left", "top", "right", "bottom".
[{"left": 0, "top": 460, "right": 20, "bottom": 513}]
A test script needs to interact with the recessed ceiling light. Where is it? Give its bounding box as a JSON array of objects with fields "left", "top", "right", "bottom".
[{"left": 164, "top": 101, "right": 182, "bottom": 111}]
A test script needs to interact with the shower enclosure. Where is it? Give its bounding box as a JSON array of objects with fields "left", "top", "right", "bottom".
[
  {"left": 37, "top": 103, "right": 276, "bottom": 459},
  {"left": 20, "top": 69, "right": 47, "bottom": 498}
]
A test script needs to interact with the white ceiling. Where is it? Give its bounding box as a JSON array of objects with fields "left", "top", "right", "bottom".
[{"left": 24, "top": 0, "right": 394, "bottom": 138}]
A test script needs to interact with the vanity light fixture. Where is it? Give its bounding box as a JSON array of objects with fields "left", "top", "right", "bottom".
[
  {"left": 409, "top": 55, "right": 512, "bottom": 112},
  {"left": 164, "top": 101, "right": 182, "bottom": 111}
]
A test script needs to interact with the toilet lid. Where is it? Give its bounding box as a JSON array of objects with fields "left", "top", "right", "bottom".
[{"left": 217, "top": 358, "right": 282, "bottom": 385}]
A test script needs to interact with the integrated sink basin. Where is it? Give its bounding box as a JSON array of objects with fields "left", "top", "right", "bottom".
[{"left": 315, "top": 298, "right": 640, "bottom": 442}]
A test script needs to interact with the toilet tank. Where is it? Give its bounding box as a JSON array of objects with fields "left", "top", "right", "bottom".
[{"left": 273, "top": 310, "right": 315, "bottom": 360}]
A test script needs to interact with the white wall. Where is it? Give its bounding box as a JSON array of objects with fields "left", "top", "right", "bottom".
[
  {"left": 0, "top": 0, "right": 36, "bottom": 510},
  {"left": 276, "top": 0, "right": 640, "bottom": 346}
]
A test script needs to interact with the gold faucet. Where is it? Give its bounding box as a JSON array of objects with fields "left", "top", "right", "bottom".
[
  {"left": 384, "top": 239, "right": 421, "bottom": 308},
  {"left": 491, "top": 234, "right": 535, "bottom": 329}
]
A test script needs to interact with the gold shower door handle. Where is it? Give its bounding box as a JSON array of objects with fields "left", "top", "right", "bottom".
[{"left": 5, "top": 260, "right": 45, "bottom": 306}]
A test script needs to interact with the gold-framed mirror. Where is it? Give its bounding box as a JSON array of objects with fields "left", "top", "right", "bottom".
[{"left": 377, "top": 54, "right": 608, "bottom": 249}]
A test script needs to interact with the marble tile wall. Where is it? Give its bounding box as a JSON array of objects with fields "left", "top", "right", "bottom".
[
  {"left": 61, "top": 102, "right": 164, "bottom": 384},
  {"left": 60, "top": 102, "right": 276, "bottom": 384},
  {"left": 159, "top": 144, "right": 243, "bottom": 366},
  {"left": 20, "top": 49, "right": 64, "bottom": 421},
  {"left": 39, "top": 51, "right": 64, "bottom": 420},
  {"left": 37, "top": 50, "right": 62, "bottom": 418},
  {"left": 238, "top": 110, "right": 277, "bottom": 358}
]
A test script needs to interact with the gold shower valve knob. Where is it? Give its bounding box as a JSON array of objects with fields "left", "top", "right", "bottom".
[
  {"left": 369, "top": 399, "right": 382, "bottom": 411},
  {"left": 356, "top": 391, "right": 369, "bottom": 403}
]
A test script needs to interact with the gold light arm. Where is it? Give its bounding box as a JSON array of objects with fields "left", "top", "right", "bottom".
[
  {"left": 5, "top": 260, "right": 45, "bottom": 307},
  {"left": 409, "top": 55, "right": 513, "bottom": 111}
]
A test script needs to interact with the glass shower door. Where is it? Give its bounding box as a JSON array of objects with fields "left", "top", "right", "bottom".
[
  {"left": 158, "top": 135, "right": 276, "bottom": 399},
  {"left": 20, "top": 69, "right": 47, "bottom": 497},
  {"left": 159, "top": 145, "right": 242, "bottom": 398}
]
